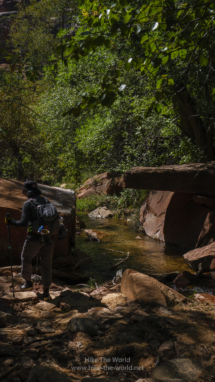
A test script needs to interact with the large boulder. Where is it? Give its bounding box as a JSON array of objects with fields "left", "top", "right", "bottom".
[
  {"left": 152, "top": 358, "right": 203, "bottom": 382},
  {"left": 76, "top": 172, "right": 122, "bottom": 199},
  {"left": 140, "top": 190, "right": 215, "bottom": 250},
  {"left": 120, "top": 162, "right": 215, "bottom": 196},
  {"left": 183, "top": 242, "right": 215, "bottom": 272},
  {"left": 0, "top": 178, "right": 76, "bottom": 265},
  {"left": 88, "top": 206, "right": 113, "bottom": 218},
  {"left": 121, "top": 269, "right": 187, "bottom": 306}
]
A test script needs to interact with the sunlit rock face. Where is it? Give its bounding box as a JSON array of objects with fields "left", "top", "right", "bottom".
[{"left": 140, "top": 190, "right": 215, "bottom": 250}]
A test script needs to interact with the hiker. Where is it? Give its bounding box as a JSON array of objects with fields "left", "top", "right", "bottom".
[{"left": 6, "top": 180, "right": 59, "bottom": 300}]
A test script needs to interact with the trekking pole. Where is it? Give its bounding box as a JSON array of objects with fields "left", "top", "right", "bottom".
[
  {"left": 36, "top": 252, "right": 39, "bottom": 284},
  {"left": 5, "top": 213, "right": 15, "bottom": 298}
]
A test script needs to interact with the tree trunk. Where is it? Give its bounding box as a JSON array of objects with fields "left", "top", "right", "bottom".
[
  {"left": 172, "top": 85, "right": 208, "bottom": 155},
  {"left": 11, "top": 144, "right": 24, "bottom": 180}
]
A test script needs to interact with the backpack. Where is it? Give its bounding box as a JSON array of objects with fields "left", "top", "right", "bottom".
[{"left": 28, "top": 197, "right": 59, "bottom": 235}]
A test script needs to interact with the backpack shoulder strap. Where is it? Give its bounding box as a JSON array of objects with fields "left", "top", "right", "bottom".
[{"left": 27, "top": 199, "right": 39, "bottom": 221}]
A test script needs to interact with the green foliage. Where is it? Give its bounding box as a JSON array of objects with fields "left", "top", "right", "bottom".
[
  {"left": 1, "top": 0, "right": 211, "bottom": 185},
  {"left": 76, "top": 195, "right": 108, "bottom": 211},
  {"left": 0, "top": 71, "right": 48, "bottom": 180},
  {"left": 76, "top": 189, "right": 148, "bottom": 212}
]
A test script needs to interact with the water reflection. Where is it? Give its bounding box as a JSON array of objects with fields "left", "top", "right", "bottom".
[{"left": 75, "top": 212, "right": 191, "bottom": 282}]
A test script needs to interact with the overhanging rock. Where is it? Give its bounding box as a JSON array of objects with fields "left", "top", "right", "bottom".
[
  {"left": 120, "top": 162, "right": 215, "bottom": 196},
  {"left": 0, "top": 178, "right": 76, "bottom": 265}
]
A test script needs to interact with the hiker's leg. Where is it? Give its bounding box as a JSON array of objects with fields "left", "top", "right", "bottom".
[
  {"left": 39, "top": 242, "right": 55, "bottom": 290},
  {"left": 21, "top": 237, "right": 42, "bottom": 282}
]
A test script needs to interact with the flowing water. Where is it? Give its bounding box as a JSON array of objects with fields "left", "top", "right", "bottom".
[{"left": 75, "top": 212, "right": 192, "bottom": 283}]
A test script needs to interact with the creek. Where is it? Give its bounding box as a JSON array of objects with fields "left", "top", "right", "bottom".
[{"left": 75, "top": 212, "right": 191, "bottom": 283}]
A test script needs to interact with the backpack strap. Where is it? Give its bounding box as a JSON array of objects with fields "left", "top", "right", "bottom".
[{"left": 27, "top": 198, "right": 39, "bottom": 221}]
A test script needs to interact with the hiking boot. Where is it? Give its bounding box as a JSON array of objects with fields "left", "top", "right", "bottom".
[
  {"left": 20, "top": 281, "right": 33, "bottom": 291},
  {"left": 43, "top": 288, "right": 50, "bottom": 301}
]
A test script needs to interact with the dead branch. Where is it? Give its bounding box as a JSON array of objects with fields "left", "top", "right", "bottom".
[{"left": 109, "top": 252, "right": 130, "bottom": 271}]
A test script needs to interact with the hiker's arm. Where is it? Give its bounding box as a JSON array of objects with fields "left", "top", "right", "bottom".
[{"left": 9, "top": 203, "right": 31, "bottom": 227}]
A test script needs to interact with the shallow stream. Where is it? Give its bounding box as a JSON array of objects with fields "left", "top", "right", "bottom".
[{"left": 75, "top": 212, "right": 192, "bottom": 283}]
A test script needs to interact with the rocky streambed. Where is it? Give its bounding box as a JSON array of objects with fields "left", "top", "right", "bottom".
[
  {"left": 1, "top": 208, "right": 215, "bottom": 382},
  {"left": 1, "top": 267, "right": 215, "bottom": 382}
]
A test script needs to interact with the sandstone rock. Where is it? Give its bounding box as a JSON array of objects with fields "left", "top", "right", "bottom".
[
  {"left": 101, "top": 293, "right": 130, "bottom": 310},
  {"left": 158, "top": 340, "right": 175, "bottom": 361},
  {"left": 159, "top": 306, "right": 174, "bottom": 315},
  {"left": 121, "top": 162, "right": 215, "bottom": 195},
  {"left": 73, "top": 331, "right": 92, "bottom": 343},
  {"left": 0, "top": 178, "right": 76, "bottom": 265},
  {"left": 34, "top": 301, "right": 55, "bottom": 311},
  {"left": 121, "top": 269, "right": 187, "bottom": 306},
  {"left": 68, "top": 314, "right": 100, "bottom": 336},
  {"left": 210, "top": 259, "right": 215, "bottom": 269},
  {"left": 137, "top": 356, "right": 156, "bottom": 374},
  {"left": 90, "top": 286, "right": 109, "bottom": 296},
  {"left": 183, "top": 242, "right": 215, "bottom": 272},
  {"left": 26, "top": 329, "right": 37, "bottom": 336},
  {"left": 172, "top": 271, "right": 198, "bottom": 287},
  {"left": 84, "top": 229, "right": 106, "bottom": 241},
  {"left": 172, "top": 274, "right": 190, "bottom": 288},
  {"left": 158, "top": 340, "right": 174, "bottom": 353},
  {"left": 12, "top": 336, "right": 23, "bottom": 345},
  {"left": 27, "top": 366, "right": 72, "bottom": 382},
  {"left": 194, "top": 293, "right": 215, "bottom": 304},
  {"left": 35, "top": 321, "right": 55, "bottom": 334},
  {"left": 3, "top": 359, "right": 14, "bottom": 367},
  {"left": 152, "top": 358, "right": 203, "bottom": 381},
  {"left": 140, "top": 190, "right": 215, "bottom": 249},
  {"left": 131, "top": 311, "right": 149, "bottom": 322},
  {"left": 0, "top": 311, "right": 17, "bottom": 327},
  {"left": 60, "top": 302, "right": 71, "bottom": 311},
  {"left": 88, "top": 207, "right": 113, "bottom": 218},
  {"left": 77, "top": 172, "right": 122, "bottom": 199},
  {"left": 1, "top": 291, "right": 38, "bottom": 303},
  {"left": 86, "top": 307, "right": 123, "bottom": 324}
]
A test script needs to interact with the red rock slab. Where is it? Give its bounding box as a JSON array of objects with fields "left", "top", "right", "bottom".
[
  {"left": 183, "top": 242, "right": 215, "bottom": 272},
  {"left": 140, "top": 190, "right": 215, "bottom": 249},
  {"left": 172, "top": 273, "right": 190, "bottom": 288},
  {"left": 210, "top": 259, "right": 215, "bottom": 270},
  {"left": 120, "top": 162, "right": 215, "bottom": 195},
  {"left": 194, "top": 293, "right": 215, "bottom": 304},
  {"left": 76, "top": 172, "right": 122, "bottom": 198}
]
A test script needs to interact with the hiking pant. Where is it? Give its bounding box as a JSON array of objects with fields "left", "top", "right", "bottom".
[{"left": 21, "top": 236, "right": 54, "bottom": 290}]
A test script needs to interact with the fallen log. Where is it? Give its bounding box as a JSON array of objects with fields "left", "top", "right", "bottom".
[
  {"left": 0, "top": 266, "right": 90, "bottom": 283},
  {"left": 109, "top": 252, "right": 130, "bottom": 271}
]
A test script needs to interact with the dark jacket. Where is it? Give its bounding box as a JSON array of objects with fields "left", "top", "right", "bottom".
[{"left": 11, "top": 195, "right": 49, "bottom": 227}]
